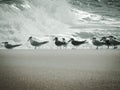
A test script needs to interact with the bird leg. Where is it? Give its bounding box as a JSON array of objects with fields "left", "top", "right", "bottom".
[
  {"left": 34, "top": 47, "right": 37, "bottom": 49},
  {"left": 114, "top": 46, "right": 117, "bottom": 49},
  {"left": 76, "top": 46, "right": 78, "bottom": 49},
  {"left": 60, "top": 46, "right": 62, "bottom": 50},
  {"left": 64, "top": 46, "right": 67, "bottom": 49},
  {"left": 113, "top": 45, "right": 115, "bottom": 49},
  {"left": 96, "top": 46, "right": 98, "bottom": 49}
]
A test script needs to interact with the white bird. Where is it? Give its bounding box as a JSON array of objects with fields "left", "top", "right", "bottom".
[
  {"left": 92, "top": 37, "right": 105, "bottom": 49},
  {"left": 28, "top": 36, "right": 49, "bottom": 49}
]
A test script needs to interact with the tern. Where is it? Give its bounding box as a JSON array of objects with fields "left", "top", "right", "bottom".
[
  {"left": 100, "top": 36, "right": 112, "bottom": 49},
  {"left": 62, "top": 38, "right": 69, "bottom": 48},
  {"left": 108, "top": 36, "right": 120, "bottom": 49},
  {"left": 92, "top": 37, "right": 105, "bottom": 49},
  {"left": 28, "top": 36, "right": 49, "bottom": 49},
  {"left": 2, "top": 42, "right": 22, "bottom": 49},
  {"left": 53, "top": 37, "right": 65, "bottom": 49},
  {"left": 68, "top": 38, "right": 87, "bottom": 48}
]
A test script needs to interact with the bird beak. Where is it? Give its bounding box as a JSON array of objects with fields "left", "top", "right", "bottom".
[
  {"left": 100, "top": 38, "right": 103, "bottom": 41},
  {"left": 68, "top": 39, "right": 71, "bottom": 42}
]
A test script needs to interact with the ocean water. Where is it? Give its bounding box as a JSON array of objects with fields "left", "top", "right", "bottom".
[{"left": 0, "top": 0, "right": 120, "bottom": 49}]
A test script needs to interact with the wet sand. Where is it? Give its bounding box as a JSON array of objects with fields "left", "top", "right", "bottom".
[{"left": 0, "top": 50, "right": 120, "bottom": 90}]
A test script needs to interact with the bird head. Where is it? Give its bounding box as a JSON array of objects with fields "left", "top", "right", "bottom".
[
  {"left": 100, "top": 36, "right": 106, "bottom": 41},
  {"left": 108, "top": 35, "right": 116, "bottom": 39},
  {"left": 62, "top": 38, "right": 65, "bottom": 41},
  {"left": 2, "top": 42, "right": 8, "bottom": 45},
  {"left": 68, "top": 38, "right": 74, "bottom": 42},
  {"left": 92, "top": 37, "right": 96, "bottom": 40},
  {"left": 53, "top": 37, "right": 58, "bottom": 41},
  {"left": 28, "top": 36, "right": 32, "bottom": 41}
]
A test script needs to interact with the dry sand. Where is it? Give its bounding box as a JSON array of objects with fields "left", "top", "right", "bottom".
[{"left": 0, "top": 49, "right": 120, "bottom": 90}]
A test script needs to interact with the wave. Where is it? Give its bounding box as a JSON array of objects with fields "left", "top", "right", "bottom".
[
  {"left": 0, "top": 0, "right": 120, "bottom": 49},
  {"left": 0, "top": 0, "right": 75, "bottom": 41}
]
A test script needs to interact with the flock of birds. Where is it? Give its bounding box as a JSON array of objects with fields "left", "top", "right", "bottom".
[
  {"left": 1, "top": 35, "right": 120, "bottom": 49},
  {"left": 92, "top": 35, "right": 120, "bottom": 49}
]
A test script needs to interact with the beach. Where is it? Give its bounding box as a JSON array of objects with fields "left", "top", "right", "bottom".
[{"left": 0, "top": 50, "right": 120, "bottom": 90}]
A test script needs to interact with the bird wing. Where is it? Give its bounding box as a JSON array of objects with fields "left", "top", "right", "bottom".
[
  {"left": 55, "top": 40, "right": 65, "bottom": 46},
  {"left": 111, "top": 40, "right": 120, "bottom": 45},
  {"left": 39, "top": 41, "right": 49, "bottom": 45},
  {"left": 6, "top": 44, "right": 21, "bottom": 49},
  {"left": 32, "top": 40, "right": 41, "bottom": 46},
  {"left": 75, "top": 40, "right": 86, "bottom": 44},
  {"left": 31, "top": 39, "right": 49, "bottom": 46},
  {"left": 93, "top": 40, "right": 104, "bottom": 46},
  {"left": 13, "top": 44, "right": 22, "bottom": 47}
]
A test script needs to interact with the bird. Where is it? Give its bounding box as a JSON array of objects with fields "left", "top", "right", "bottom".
[
  {"left": 28, "top": 36, "right": 49, "bottom": 49},
  {"left": 68, "top": 38, "right": 87, "bottom": 48},
  {"left": 108, "top": 35, "right": 117, "bottom": 39},
  {"left": 62, "top": 38, "right": 69, "bottom": 48},
  {"left": 53, "top": 37, "right": 65, "bottom": 49},
  {"left": 108, "top": 36, "right": 120, "bottom": 49},
  {"left": 2, "top": 42, "right": 22, "bottom": 49},
  {"left": 92, "top": 37, "right": 105, "bottom": 49},
  {"left": 100, "top": 36, "right": 112, "bottom": 49}
]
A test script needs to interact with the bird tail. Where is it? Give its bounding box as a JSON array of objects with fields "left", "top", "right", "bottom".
[
  {"left": 63, "top": 42, "right": 68, "bottom": 47},
  {"left": 14, "top": 44, "right": 22, "bottom": 47},
  {"left": 101, "top": 42, "right": 106, "bottom": 45},
  {"left": 82, "top": 40, "right": 87, "bottom": 43},
  {"left": 42, "top": 41, "right": 49, "bottom": 44},
  {"left": 118, "top": 42, "right": 120, "bottom": 45}
]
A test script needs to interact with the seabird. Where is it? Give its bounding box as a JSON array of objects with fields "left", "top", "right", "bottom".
[
  {"left": 62, "top": 38, "right": 69, "bottom": 48},
  {"left": 100, "top": 36, "right": 111, "bottom": 49},
  {"left": 2, "top": 42, "right": 22, "bottom": 49},
  {"left": 28, "top": 36, "right": 49, "bottom": 49},
  {"left": 53, "top": 37, "right": 63, "bottom": 47},
  {"left": 53, "top": 37, "right": 66, "bottom": 49},
  {"left": 92, "top": 37, "right": 105, "bottom": 49},
  {"left": 68, "top": 38, "right": 87, "bottom": 48},
  {"left": 108, "top": 36, "right": 120, "bottom": 49},
  {"left": 108, "top": 35, "right": 117, "bottom": 39}
]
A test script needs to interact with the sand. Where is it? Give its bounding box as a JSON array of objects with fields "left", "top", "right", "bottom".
[{"left": 0, "top": 49, "right": 120, "bottom": 90}]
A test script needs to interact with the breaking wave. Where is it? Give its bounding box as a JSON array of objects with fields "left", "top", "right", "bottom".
[{"left": 0, "top": 0, "right": 120, "bottom": 49}]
